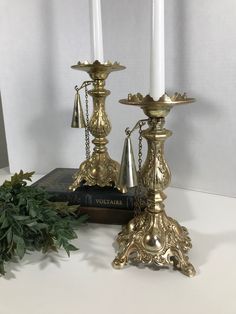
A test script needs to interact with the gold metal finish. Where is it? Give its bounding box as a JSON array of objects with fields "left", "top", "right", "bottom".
[
  {"left": 69, "top": 61, "right": 125, "bottom": 191},
  {"left": 112, "top": 93, "right": 196, "bottom": 277},
  {"left": 71, "top": 88, "right": 86, "bottom": 128},
  {"left": 116, "top": 135, "right": 138, "bottom": 194}
]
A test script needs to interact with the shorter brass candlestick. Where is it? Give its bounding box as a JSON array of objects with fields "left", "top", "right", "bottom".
[
  {"left": 69, "top": 61, "right": 125, "bottom": 191},
  {"left": 112, "top": 93, "right": 196, "bottom": 277}
]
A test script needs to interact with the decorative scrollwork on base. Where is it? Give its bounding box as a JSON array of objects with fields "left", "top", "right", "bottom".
[
  {"left": 69, "top": 152, "right": 120, "bottom": 190},
  {"left": 112, "top": 210, "right": 196, "bottom": 277}
]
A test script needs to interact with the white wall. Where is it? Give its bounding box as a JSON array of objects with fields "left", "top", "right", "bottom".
[
  {"left": 0, "top": 0, "right": 235, "bottom": 197},
  {"left": 103, "top": 0, "right": 236, "bottom": 198},
  {"left": 0, "top": 0, "right": 91, "bottom": 173}
]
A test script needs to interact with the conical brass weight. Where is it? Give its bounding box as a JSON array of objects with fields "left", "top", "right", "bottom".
[
  {"left": 71, "top": 92, "right": 86, "bottom": 128},
  {"left": 116, "top": 136, "right": 138, "bottom": 193}
]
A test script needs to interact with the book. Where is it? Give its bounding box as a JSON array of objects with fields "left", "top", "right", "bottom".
[
  {"left": 32, "top": 168, "right": 137, "bottom": 210},
  {"left": 32, "top": 168, "right": 143, "bottom": 225}
]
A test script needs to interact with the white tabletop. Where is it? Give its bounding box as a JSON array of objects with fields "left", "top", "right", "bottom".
[{"left": 0, "top": 168, "right": 236, "bottom": 314}]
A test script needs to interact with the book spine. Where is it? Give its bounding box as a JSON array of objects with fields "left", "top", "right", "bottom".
[
  {"left": 49, "top": 191, "right": 135, "bottom": 210},
  {"left": 85, "top": 193, "right": 134, "bottom": 210}
]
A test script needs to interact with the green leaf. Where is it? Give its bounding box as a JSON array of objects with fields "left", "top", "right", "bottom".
[
  {"left": 15, "top": 237, "right": 25, "bottom": 259},
  {"left": 0, "top": 210, "right": 6, "bottom": 224},
  {"left": 0, "top": 170, "right": 87, "bottom": 277},
  {"left": 0, "top": 227, "right": 11, "bottom": 240},
  {"left": 34, "top": 223, "right": 48, "bottom": 230},
  {"left": 26, "top": 221, "right": 38, "bottom": 227},
  {"left": 2, "top": 171, "right": 34, "bottom": 191},
  {"left": 29, "top": 207, "right": 37, "bottom": 218},
  {"left": 67, "top": 244, "right": 78, "bottom": 252},
  {"left": 1, "top": 217, "right": 10, "bottom": 229},
  {"left": 6, "top": 227, "right": 13, "bottom": 244},
  {"left": 13, "top": 215, "right": 30, "bottom": 221}
]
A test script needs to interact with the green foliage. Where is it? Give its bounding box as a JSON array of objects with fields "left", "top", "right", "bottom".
[{"left": 0, "top": 170, "right": 87, "bottom": 276}]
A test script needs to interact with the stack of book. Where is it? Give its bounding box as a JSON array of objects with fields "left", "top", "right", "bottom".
[{"left": 32, "top": 168, "right": 143, "bottom": 225}]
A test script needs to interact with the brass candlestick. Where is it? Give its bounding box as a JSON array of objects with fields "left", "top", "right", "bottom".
[
  {"left": 69, "top": 61, "right": 125, "bottom": 191},
  {"left": 112, "top": 93, "right": 196, "bottom": 277}
]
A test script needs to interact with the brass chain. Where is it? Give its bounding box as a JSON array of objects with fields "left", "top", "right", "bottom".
[
  {"left": 84, "top": 85, "right": 90, "bottom": 160},
  {"left": 138, "top": 122, "right": 143, "bottom": 176},
  {"left": 134, "top": 121, "right": 144, "bottom": 215}
]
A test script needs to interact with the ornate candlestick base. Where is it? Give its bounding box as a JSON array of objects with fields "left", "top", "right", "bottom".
[
  {"left": 69, "top": 61, "right": 125, "bottom": 191},
  {"left": 112, "top": 210, "right": 195, "bottom": 277},
  {"left": 71, "top": 143, "right": 120, "bottom": 188},
  {"left": 112, "top": 93, "right": 196, "bottom": 277}
]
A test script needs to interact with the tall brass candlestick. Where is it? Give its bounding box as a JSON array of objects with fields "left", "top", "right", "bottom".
[
  {"left": 112, "top": 93, "right": 196, "bottom": 277},
  {"left": 69, "top": 61, "right": 125, "bottom": 191}
]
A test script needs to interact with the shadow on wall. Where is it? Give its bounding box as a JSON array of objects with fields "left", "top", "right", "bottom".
[
  {"left": 165, "top": 0, "right": 221, "bottom": 190},
  {"left": 0, "top": 93, "right": 9, "bottom": 168},
  {"left": 27, "top": 0, "right": 66, "bottom": 173}
]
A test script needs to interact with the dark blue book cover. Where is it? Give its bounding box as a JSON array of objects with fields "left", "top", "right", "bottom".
[{"left": 32, "top": 168, "right": 138, "bottom": 210}]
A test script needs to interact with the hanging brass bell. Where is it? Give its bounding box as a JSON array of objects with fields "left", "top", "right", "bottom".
[
  {"left": 71, "top": 91, "right": 86, "bottom": 128},
  {"left": 116, "top": 135, "right": 138, "bottom": 193}
]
